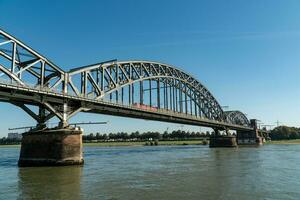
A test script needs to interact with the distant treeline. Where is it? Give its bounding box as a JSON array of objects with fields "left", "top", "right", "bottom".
[
  {"left": 83, "top": 130, "right": 211, "bottom": 142},
  {"left": 0, "top": 137, "right": 21, "bottom": 145},
  {"left": 1, "top": 126, "right": 299, "bottom": 145},
  {"left": 269, "top": 126, "right": 300, "bottom": 140},
  {"left": 0, "top": 130, "right": 210, "bottom": 145}
]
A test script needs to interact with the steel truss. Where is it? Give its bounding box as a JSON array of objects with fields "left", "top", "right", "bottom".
[
  {"left": 68, "top": 60, "right": 224, "bottom": 121},
  {"left": 0, "top": 29, "right": 252, "bottom": 130},
  {"left": 224, "top": 111, "right": 250, "bottom": 127}
]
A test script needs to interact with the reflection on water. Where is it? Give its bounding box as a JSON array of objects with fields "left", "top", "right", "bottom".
[
  {"left": 18, "top": 166, "right": 82, "bottom": 200},
  {"left": 1, "top": 145, "right": 300, "bottom": 200}
]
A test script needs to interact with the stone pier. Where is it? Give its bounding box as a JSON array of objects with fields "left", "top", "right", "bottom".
[
  {"left": 237, "top": 119, "right": 263, "bottom": 146},
  {"left": 236, "top": 130, "right": 263, "bottom": 146},
  {"left": 209, "top": 129, "right": 237, "bottom": 148},
  {"left": 209, "top": 135, "right": 238, "bottom": 147},
  {"left": 18, "top": 127, "right": 84, "bottom": 167}
]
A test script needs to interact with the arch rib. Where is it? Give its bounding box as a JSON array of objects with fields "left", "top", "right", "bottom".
[{"left": 68, "top": 61, "right": 225, "bottom": 121}]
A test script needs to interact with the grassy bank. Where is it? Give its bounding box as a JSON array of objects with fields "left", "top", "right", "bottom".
[
  {"left": 266, "top": 139, "right": 300, "bottom": 144},
  {"left": 0, "top": 144, "right": 20, "bottom": 148}
]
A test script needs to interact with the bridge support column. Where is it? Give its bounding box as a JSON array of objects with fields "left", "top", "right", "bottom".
[
  {"left": 237, "top": 119, "right": 263, "bottom": 146},
  {"left": 18, "top": 127, "right": 83, "bottom": 167},
  {"left": 209, "top": 129, "right": 237, "bottom": 148},
  {"left": 236, "top": 129, "right": 263, "bottom": 146}
]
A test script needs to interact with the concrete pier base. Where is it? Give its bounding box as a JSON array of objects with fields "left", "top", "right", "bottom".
[
  {"left": 18, "top": 128, "right": 83, "bottom": 167},
  {"left": 237, "top": 129, "right": 264, "bottom": 146},
  {"left": 209, "top": 135, "right": 237, "bottom": 148},
  {"left": 237, "top": 136, "right": 263, "bottom": 146}
]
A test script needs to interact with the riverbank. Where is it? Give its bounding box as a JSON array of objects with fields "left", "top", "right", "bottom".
[
  {"left": 266, "top": 139, "right": 300, "bottom": 144},
  {"left": 0, "top": 144, "right": 20, "bottom": 148},
  {"left": 84, "top": 140, "right": 205, "bottom": 147},
  {"left": 2, "top": 139, "right": 300, "bottom": 147},
  {"left": 0, "top": 140, "right": 205, "bottom": 147}
]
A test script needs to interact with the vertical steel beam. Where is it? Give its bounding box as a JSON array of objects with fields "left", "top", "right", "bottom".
[
  {"left": 166, "top": 81, "right": 168, "bottom": 110},
  {"left": 116, "top": 90, "right": 119, "bottom": 103},
  {"left": 169, "top": 81, "right": 172, "bottom": 111},
  {"left": 173, "top": 79, "right": 176, "bottom": 112},
  {"left": 116, "top": 64, "right": 119, "bottom": 103},
  {"left": 121, "top": 87, "right": 124, "bottom": 104},
  {"left": 179, "top": 82, "right": 183, "bottom": 113},
  {"left": 101, "top": 66, "right": 104, "bottom": 92},
  {"left": 199, "top": 94, "right": 202, "bottom": 117},
  {"left": 185, "top": 84, "right": 188, "bottom": 115},
  {"left": 169, "top": 81, "right": 171, "bottom": 111},
  {"left": 63, "top": 73, "right": 68, "bottom": 94},
  {"left": 11, "top": 42, "right": 16, "bottom": 74},
  {"left": 129, "top": 64, "right": 132, "bottom": 105},
  {"left": 194, "top": 91, "right": 198, "bottom": 117},
  {"left": 157, "top": 79, "right": 160, "bottom": 109},
  {"left": 109, "top": 67, "right": 112, "bottom": 101},
  {"left": 129, "top": 84, "right": 131, "bottom": 105},
  {"left": 190, "top": 87, "right": 193, "bottom": 115},
  {"left": 81, "top": 72, "right": 87, "bottom": 96},
  {"left": 40, "top": 61, "right": 45, "bottom": 87},
  {"left": 175, "top": 81, "right": 178, "bottom": 112},
  {"left": 149, "top": 79, "right": 152, "bottom": 107},
  {"left": 132, "top": 83, "right": 134, "bottom": 104},
  {"left": 96, "top": 69, "right": 99, "bottom": 84},
  {"left": 61, "top": 100, "right": 68, "bottom": 128},
  {"left": 140, "top": 81, "right": 143, "bottom": 105},
  {"left": 163, "top": 81, "right": 166, "bottom": 109},
  {"left": 116, "top": 64, "right": 119, "bottom": 85},
  {"left": 96, "top": 68, "right": 101, "bottom": 95}
]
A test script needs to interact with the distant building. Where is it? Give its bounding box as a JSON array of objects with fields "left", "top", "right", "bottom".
[{"left": 7, "top": 132, "right": 22, "bottom": 140}]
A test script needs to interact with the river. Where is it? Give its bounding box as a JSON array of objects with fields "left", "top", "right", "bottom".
[{"left": 0, "top": 144, "right": 299, "bottom": 200}]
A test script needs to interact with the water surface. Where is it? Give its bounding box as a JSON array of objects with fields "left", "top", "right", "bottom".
[{"left": 1, "top": 144, "right": 300, "bottom": 199}]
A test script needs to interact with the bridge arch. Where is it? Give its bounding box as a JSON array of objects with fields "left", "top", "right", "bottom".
[
  {"left": 224, "top": 111, "right": 250, "bottom": 127},
  {"left": 67, "top": 61, "right": 225, "bottom": 121}
]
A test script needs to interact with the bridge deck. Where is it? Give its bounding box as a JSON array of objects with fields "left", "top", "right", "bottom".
[{"left": 0, "top": 81, "right": 252, "bottom": 131}]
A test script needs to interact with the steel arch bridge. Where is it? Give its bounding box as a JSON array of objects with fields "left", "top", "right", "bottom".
[
  {"left": 224, "top": 111, "right": 250, "bottom": 127},
  {"left": 0, "top": 29, "right": 252, "bottom": 131}
]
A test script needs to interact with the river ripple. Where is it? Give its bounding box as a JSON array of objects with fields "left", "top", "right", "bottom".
[{"left": 0, "top": 144, "right": 300, "bottom": 200}]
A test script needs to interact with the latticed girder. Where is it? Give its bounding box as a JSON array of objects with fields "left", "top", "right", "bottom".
[
  {"left": 224, "top": 111, "right": 250, "bottom": 127},
  {"left": 9, "top": 101, "right": 91, "bottom": 128},
  {"left": 0, "top": 29, "right": 65, "bottom": 92},
  {"left": 67, "top": 61, "right": 225, "bottom": 121},
  {"left": 0, "top": 29, "right": 252, "bottom": 129}
]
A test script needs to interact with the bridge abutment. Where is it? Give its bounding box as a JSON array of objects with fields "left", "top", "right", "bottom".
[{"left": 18, "top": 127, "right": 84, "bottom": 167}]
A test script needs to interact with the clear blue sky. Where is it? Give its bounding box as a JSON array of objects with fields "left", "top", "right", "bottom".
[{"left": 0, "top": 0, "right": 300, "bottom": 136}]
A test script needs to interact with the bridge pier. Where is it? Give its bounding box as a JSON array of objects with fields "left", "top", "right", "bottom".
[
  {"left": 209, "top": 129, "right": 237, "bottom": 148},
  {"left": 18, "top": 127, "right": 84, "bottom": 167},
  {"left": 237, "top": 119, "right": 263, "bottom": 146},
  {"left": 236, "top": 130, "right": 263, "bottom": 146}
]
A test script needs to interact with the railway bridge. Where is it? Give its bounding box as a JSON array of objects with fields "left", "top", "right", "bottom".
[{"left": 0, "top": 29, "right": 262, "bottom": 166}]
